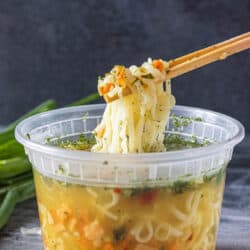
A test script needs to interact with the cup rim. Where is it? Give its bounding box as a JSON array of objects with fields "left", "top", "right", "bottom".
[{"left": 15, "top": 104, "right": 245, "bottom": 163}]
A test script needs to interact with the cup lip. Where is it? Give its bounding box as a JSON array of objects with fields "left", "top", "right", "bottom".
[{"left": 15, "top": 104, "right": 245, "bottom": 163}]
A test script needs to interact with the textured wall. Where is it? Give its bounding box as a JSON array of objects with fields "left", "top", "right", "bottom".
[{"left": 0, "top": 0, "right": 249, "bottom": 131}]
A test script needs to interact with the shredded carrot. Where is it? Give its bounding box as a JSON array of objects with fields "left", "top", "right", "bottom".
[
  {"left": 153, "top": 60, "right": 164, "bottom": 72},
  {"left": 104, "top": 243, "right": 115, "bottom": 250},
  {"left": 102, "top": 83, "right": 115, "bottom": 94},
  {"left": 138, "top": 189, "right": 158, "bottom": 205},
  {"left": 120, "top": 235, "right": 133, "bottom": 249},
  {"left": 114, "top": 187, "right": 122, "bottom": 194},
  {"left": 49, "top": 209, "right": 58, "bottom": 224},
  {"left": 117, "top": 66, "right": 126, "bottom": 86},
  {"left": 76, "top": 237, "right": 92, "bottom": 249},
  {"left": 168, "top": 243, "right": 178, "bottom": 250},
  {"left": 75, "top": 218, "right": 88, "bottom": 234},
  {"left": 187, "top": 233, "right": 193, "bottom": 241},
  {"left": 97, "top": 127, "right": 105, "bottom": 138}
]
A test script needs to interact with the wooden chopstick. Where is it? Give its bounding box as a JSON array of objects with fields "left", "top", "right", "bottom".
[
  {"left": 103, "top": 32, "right": 250, "bottom": 102},
  {"left": 166, "top": 32, "right": 250, "bottom": 79}
]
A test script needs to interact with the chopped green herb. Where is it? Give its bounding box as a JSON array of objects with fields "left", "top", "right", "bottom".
[
  {"left": 141, "top": 73, "right": 154, "bottom": 79},
  {"left": 171, "top": 180, "right": 193, "bottom": 194},
  {"left": 46, "top": 137, "right": 51, "bottom": 143},
  {"left": 57, "top": 165, "right": 66, "bottom": 175},
  {"left": 159, "top": 246, "right": 166, "bottom": 250},
  {"left": 113, "top": 225, "right": 126, "bottom": 242},
  {"left": 26, "top": 133, "right": 31, "bottom": 140},
  {"left": 203, "top": 174, "right": 213, "bottom": 183},
  {"left": 119, "top": 120, "right": 123, "bottom": 128},
  {"left": 58, "top": 134, "right": 96, "bottom": 151},
  {"left": 139, "top": 67, "right": 147, "bottom": 74},
  {"left": 164, "top": 134, "right": 205, "bottom": 151},
  {"left": 203, "top": 168, "right": 226, "bottom": 184},
  {"left": 209, "top": 225, "right": 217, "bottom": 236},
  {"left": 127, "top": 187, "right": 150, "bottom": 197},
  {"left": 131, "top": 77, "right": 139, "bottom": 84},
  {"left": 171, "top": 114, "right": 202, "bottom": 130},
  {"left": 216, "top": 168, "right": 226, "bottom": 184},
  {"left": 82, "top": 112, "right": 89, "bottom": 121},
  {"left": 194, "top": 117, "right": 202, "bottom": 122}
]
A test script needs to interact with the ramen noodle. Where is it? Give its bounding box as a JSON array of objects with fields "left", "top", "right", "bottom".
[
  {"left": 92, "top": 59, "right": 175, "bottom": 153},
  {"left": 35, "top": 167, "right": 225, "bottom": 250},
  {"left": 35, "top": 59, "right": 225, "bottom": 250}
]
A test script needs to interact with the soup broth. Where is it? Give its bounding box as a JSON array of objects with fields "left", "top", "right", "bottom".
[{"left": 34, "top": 166, "right": 225, "bottom": 250}]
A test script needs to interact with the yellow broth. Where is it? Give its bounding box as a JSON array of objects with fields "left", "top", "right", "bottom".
[{"left": 34, "top": 168, "right": 225, "bottom": 250}]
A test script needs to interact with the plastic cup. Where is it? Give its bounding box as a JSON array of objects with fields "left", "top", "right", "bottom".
[{"left": 15, "top": 104, "right": 244, "bottom": 250}]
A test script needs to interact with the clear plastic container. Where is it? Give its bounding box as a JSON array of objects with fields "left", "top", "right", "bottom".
[{"left": 15, "top": 104, "right": 244, "bottom": 250}]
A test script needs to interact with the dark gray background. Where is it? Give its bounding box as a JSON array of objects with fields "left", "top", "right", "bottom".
[{"left": 0, "top": 0, "right": 249, "bottom": 131}]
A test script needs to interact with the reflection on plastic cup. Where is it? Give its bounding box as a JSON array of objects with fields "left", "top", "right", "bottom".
[{"left": 15, "top": 104, "right": 244, "bottom": 250}]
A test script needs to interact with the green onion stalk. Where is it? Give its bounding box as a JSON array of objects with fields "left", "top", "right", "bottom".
[{"left": 0, "top": 93, "right": 100, "bottom": 230}]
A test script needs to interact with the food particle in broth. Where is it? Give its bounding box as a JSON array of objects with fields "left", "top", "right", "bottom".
[{"left": 35, "top": 167, "right": 225, "bottom": 250}]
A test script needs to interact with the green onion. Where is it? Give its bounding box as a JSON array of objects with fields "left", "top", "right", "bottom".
[
  {"left": 0, "top": 189, "right": 17, "bottom": 229},
  {"left": 0, "top": 93, "right": 100, "bottom": 230},
  {"left": 0, "top": 178, "right": 35, "bottom": 229},
  {"left": 68, "top": 92, "right": 100, "bottom": 106},
  {"left": 0, "top": 172, "right": 33, "bottom": 185},
  {"left": 0, "top": 157, "right": 31, "bottom": 180},
  {"left": 0, "top": 140, "right": 25, "bottom": 159}
]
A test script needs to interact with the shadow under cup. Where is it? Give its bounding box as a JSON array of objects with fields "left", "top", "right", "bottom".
[{"left": 15, "top": 104, "right": 244, "bottom": 250}]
